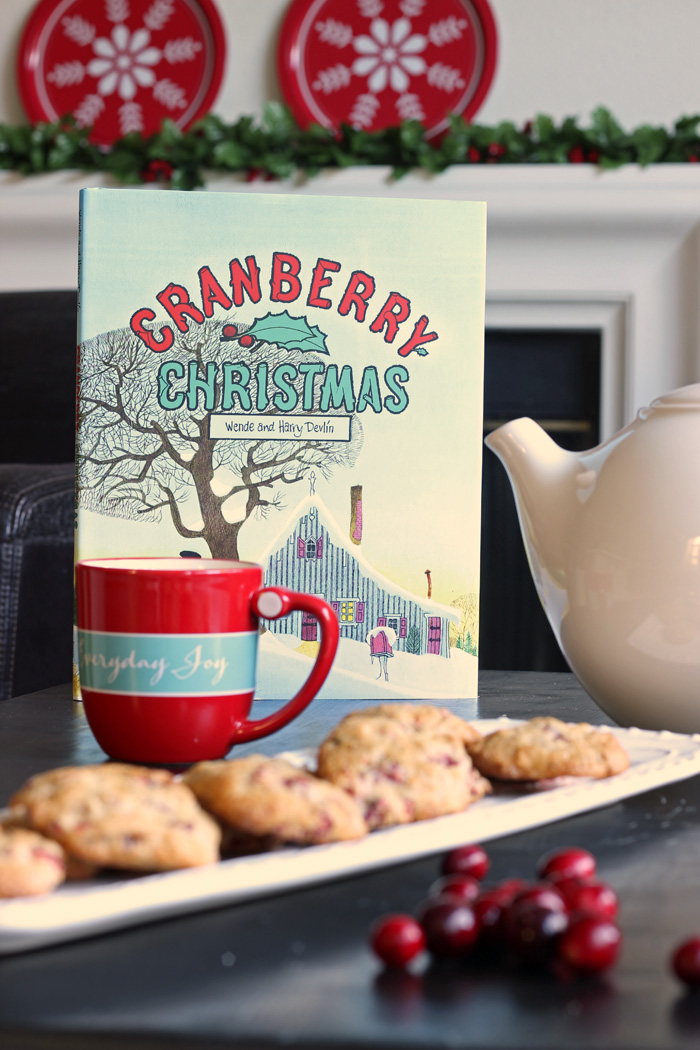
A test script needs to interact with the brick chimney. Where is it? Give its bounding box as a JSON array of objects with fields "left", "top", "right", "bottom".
[{"left": 350, "top": 485, "right": 363, "bottom": 545}]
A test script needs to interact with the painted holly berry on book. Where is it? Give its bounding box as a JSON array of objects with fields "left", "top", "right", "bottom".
[{"left": 75, "top": 188, "right": 486, "bottom": 700}]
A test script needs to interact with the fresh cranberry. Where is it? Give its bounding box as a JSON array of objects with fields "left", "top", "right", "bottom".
[
  {"left": 442, "top": 844, "right": 490, "bottom": 881},
  {"left": 558, "top": 915, "right": 621, "bottom": 972},
  {"left": 671, "top": 937, "right": 700, "bottom": 987},
  {"left": 505, "top": 902, "right": 569, "bottom": 963},
  {"left": 537, "top": 847, "right": 597, "bottom": 881},
  {"left": 369, "top": 914, "right": 426, "bottom": 968},
  {"left": 429, "top": 874, "right": 480, "bottom": 903},
  {"left": 562, "top": 880, "right": 618, "bottom": 920},
  {"left": 473, "top": 890, "right": 510, "bottom": 946},
  {"left": 490, "top": 878, "right": 527, "bottom": 902},
  {"left": 417, "top": 899, "right": 480, "bottom": 958},
  {"left": 511, "top": 883, "right": 568, "bottom": 913}
]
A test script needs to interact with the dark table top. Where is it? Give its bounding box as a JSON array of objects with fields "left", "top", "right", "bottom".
[{"left": 1, "top": 672, "right": 700, "bottom": 1050}]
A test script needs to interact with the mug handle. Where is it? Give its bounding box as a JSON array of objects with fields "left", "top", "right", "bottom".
[{"left": 231, "top": 587, "right": 339, "bottom": 743}]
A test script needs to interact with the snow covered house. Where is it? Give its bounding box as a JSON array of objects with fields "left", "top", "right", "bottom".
[{"left": 258, "top": 487, "right": 459, "bottom": 658}]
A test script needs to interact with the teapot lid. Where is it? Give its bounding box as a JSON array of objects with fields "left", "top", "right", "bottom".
[{"left": 649, "top": 383, "right": 700, "bottom": 409}]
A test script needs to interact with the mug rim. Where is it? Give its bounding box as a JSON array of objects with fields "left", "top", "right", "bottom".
[{"left": 76, "top": 557, "right": 262, "bottom": 574}]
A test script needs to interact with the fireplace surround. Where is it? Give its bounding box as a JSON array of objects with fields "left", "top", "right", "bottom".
[{"left": 2, "top": 164, "right": 699, "bottom": 672}]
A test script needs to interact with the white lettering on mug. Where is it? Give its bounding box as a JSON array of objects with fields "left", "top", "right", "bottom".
[{"left": 171, "top": 645, "right": 229, "bottom": 685}]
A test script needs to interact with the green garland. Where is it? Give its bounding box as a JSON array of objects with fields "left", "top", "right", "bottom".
[{"left": 2, "top": 103, "right": 700, "bottom": 191}]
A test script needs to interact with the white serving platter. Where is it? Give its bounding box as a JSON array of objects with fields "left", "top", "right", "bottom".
[{"left": 2, "top": 719, "right": 700, "bottom": 955}]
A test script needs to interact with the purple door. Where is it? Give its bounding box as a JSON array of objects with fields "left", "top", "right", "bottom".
[
  {"left": 427, "top": 617, "right": 441, "bottom": 655},
  {"left": 302, "top": 613, "right": 317, "bottom": 641}
]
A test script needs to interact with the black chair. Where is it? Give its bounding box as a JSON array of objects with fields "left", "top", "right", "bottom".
[{"left": 0, "top": 291, "right": 77, "bottom": 698}]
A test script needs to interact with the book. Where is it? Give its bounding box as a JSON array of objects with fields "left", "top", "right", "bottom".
[{"left": 75, "top": 188, "right": 486, "bottom": 701}]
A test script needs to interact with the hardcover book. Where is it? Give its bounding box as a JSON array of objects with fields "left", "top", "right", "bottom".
[{"left": 75, "top": 188, "right": 486, "bottom": 701}]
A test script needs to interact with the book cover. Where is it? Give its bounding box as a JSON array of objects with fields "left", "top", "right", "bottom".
[{"left": 75, "top": 188, "right": 486, "bottom": 701}]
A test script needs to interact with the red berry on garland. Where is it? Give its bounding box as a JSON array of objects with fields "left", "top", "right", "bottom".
[
  {"left": 522, "top": 120, "right": 533, "bottom": 135},
  {"left": 537, "top": 847, "right": 597, "bottom": 882},
  {"left": 442, "top": 844, "right": 490, "bottom": 881},
  {"left": 558, "top": 915, "right": 621, "bottom": 972},
  {"left": 429, "top": 874, "right": 481, "bottom": 903},
  {"left": 568, "top": 146, "right": 585, "bottom": 163},
  {"left": 586, "top": 149, "right": 601, "bottom": 164},
  {"left": 239, "top": 334, "right": 255, "bottom": 348},
  {"left": 417, "top": 898, "right": 480, "bottom": 959},
  {"left": 671, "top": 937, "right": 700, "bottom": 987},
  {"left": 141, "top": 159, "right": 174, "bottom": 183},
  {"left": 688, "top": 155, "right": 700, "bottom": 163},
  {"left": 467, "top": 146, "right": 481, "bottom": 163},
  {"left": 369, "top": 914, "right": 426, "bottom": 968},
  {"left": 486, "top": 142, "right": 506, "bottom": 161}
]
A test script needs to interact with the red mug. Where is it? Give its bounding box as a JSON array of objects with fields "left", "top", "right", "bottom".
[{"left": 75, "top": 558, "right": 339, "bottom": 764}]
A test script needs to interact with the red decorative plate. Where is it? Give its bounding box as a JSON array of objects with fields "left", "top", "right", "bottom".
[
  {"left": 17, "top": 0, "right": 226, "bottom": 146},
  {"left": 277, "top": 0, "right": 498, "bottom": 138}
]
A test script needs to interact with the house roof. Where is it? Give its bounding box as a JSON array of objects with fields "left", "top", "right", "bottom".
[{"left": 257, "top": 493, "right": 460, "bottom": 624}]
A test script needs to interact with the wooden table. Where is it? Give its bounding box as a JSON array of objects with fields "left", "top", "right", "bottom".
[{"left": 1, "top": 672, "right": 699, "bottom": 1050}]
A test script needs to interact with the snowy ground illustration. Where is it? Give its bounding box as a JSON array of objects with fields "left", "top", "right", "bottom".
[{"left": 255, "top": 630, "right": 478, "bottom": 703}]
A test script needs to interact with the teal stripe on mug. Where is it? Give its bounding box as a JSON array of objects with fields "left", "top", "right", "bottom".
[{"left": 78, "top": 630, "right": 258, "bottom": 697}]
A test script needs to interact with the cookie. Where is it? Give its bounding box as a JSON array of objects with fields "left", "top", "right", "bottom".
[
  {"left": 316, "top": 709, "right": 490, "bottom": 830},
  {"left": 9, "top": 763, "right": 221, "bottom": 871},
  {"left": 354, "top": 703, "right": 482, "bottom": 747},
  {"left": 466, "top": 717, "right": 630, "bottom": 781},
  {"left": 183, "top": 755, "right": 368, "bottom": 845},
  {"left": 0, "top": 826, "right": 67, "bottom": 897},
  {"left": 1, "top": 808, "right": 98, "bottom": 881}
]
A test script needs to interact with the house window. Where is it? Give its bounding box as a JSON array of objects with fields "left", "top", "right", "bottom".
[
  {"left": 306, "top": 538, "right": 317, "bottom": 558},
  {"left": 385, "top": 616, "right": 400, "bottom": 635},
  {"left": 337, "top": 598, "right": 361, "bottom": 623}
]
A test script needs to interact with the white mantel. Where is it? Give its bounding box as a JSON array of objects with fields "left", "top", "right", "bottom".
[{"left": 3, "top": 164, "right": 700, "bottom": 439}]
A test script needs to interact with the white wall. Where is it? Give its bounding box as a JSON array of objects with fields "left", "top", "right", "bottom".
[{"left": 2, "top": 0, "right": 700, "bottom": 131}]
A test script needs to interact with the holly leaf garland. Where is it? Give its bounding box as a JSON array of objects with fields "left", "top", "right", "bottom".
[{"left": 245, "top": 311, "right": 329, "bottom": 354}]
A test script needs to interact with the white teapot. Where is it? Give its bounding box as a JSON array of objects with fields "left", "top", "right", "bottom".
[{"left": 485, "top": 384, "right": 700, "bottom": 733}]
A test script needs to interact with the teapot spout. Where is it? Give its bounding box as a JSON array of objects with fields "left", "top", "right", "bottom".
[{"left": 485, "top": 418, "right": 581, "bottom": 632}]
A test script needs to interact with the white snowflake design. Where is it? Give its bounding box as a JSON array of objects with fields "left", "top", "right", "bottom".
[
  {"left": 87, "top": 24, "right": 161, "bottom": 101},
  {"left": 47, "top": 1, "right": 206, "bottom": 137},
  {"left": 351, "top": 17, "right": 426, "bottom": 93}
]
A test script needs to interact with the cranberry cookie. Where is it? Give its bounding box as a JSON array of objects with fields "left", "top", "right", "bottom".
[
  {"left": 183, "top": 755, "right": 367, "bottom": 845},
  {"left": 9, "top": 763, "right": 221, "bottom": 871},
  {"left": 355, "top": 703, "right": 482, "bottom": 747},
  {"left": 466, "top": 717, "right": 630, "bottom": 781},
  {"left": 0, "top": 826, "right": 67, "bottom": 897},
  {"left": 316, "top": 708, "right": 490, "bottom": 830}
]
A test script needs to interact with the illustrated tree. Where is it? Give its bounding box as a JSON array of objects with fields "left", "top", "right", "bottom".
[
  {"left": 449, "top": 592, "right": 479, "bottom": 650},
  {"left": 77, "top": 316, "right": 364, "bottom": 559},
  {"left": 405, "top": 624, "right": 421, "bottom": 655}
]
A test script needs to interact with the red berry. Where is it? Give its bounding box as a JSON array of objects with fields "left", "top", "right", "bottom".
[
  {"left": 370, "top": 914, "right": 426, "bottom": 968},
  {"left": 688, "top": 154, "right": 700, "bottom": 163},
  {"left": 511, "top": 883, "right": 568, "bottom": 913},
  {"left": 558, "top": 916, "right": 621, "bottom": 972},
  {"left": 442, "top": 844, "right": 490, "bottom": 881},
  {"left": 417, "top": 899, "right": 480, "bottom": 959},
  {"left": 239, "top": 334, "right": 254, "bottom": 347},
  {"left": 563, "top": 880, "right": 618, "bottom": 921},
  {"left": 429, "top": 874, "right": 480, "bottom": 903},
  {"left": 537, "top": 848, "right": 597, "bottom": 882},
  {"left": 568, "top": 146, "right": 585, "bottom": 163},
  {"left": 586, "top": 149, "right": 601, "bottom": 164},
  {"left": 222, "top": 324, "right": 239, "bottom": 339},
  {"left": 505, "top": 902, "right": 569, "bottom": 963},
  {"left": 671, "top": 937, "right": 700, "bottom": 987},
  {"left": 467, "top": 146, "right": 481, "bottom": 163},
  {"left": 486, "top": 142, "right": 506, "bottom": 160}
]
